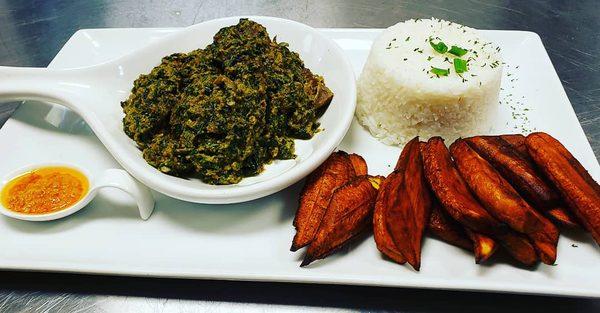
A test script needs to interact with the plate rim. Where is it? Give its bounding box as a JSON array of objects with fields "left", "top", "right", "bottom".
[{"left": 2, "top": 26, "right": 599, "bottom": 299}]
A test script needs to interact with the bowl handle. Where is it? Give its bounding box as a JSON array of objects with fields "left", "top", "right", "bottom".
[
  {"left": 92, "top": 169, "right": 155, "bottom": 220},
  {"left": 0, "top": 66, "right": 92, "bottom": 113}
]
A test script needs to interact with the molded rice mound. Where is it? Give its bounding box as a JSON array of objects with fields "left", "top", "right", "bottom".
[{"left": 357, "top": 18, "right": 502, "bottom": 146}]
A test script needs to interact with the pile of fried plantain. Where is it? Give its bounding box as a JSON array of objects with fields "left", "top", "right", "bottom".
[
  {"left": 291, "top": 151, "right": 357, "bottom": 251},
  {"left": 373, "top": 138, "right": 431, "bottom": 270},
  {"left": 302, "top": 174, "right": 381, "bottom": 266},
  {"left": 464, "top": 135, "right": 579, "bottom": 228},
  {"left": 526, "top": 132, "right": 600, "bottom": 245},
  {"left": 291, "top": 131, "right": 600, "bottom": 270},
  {"left": 422, "top": 137, "right": 538, "bottom": 266},
  {"left": 291, "top": 150, "right": 382, "bottom": 266},
  {"left": 450, "top": 138, "right": 559, "bottom": 264}
]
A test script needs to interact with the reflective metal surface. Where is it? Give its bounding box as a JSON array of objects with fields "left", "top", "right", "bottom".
[{"left": 0, "top": 0, "right": 599, "bottom": 312}]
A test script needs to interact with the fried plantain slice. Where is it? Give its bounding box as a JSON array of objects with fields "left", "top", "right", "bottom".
[
  {"left": 529, "top": 132, "right": 600, "bottom": 195},
  {"left": 465, "top": 135, "right": 580, "bottom": 228},
  {"left": 424, "top": 147, "right": 496, "bottom": 263},
  {"left": 421, "top": 137, "right": 500, "bottom": 232},
  {"left": 302, "top": 175, "right": 380, "bottom": 266},
  {"left": 291, "top": 151, "right": 356, "bottom": 251},
  {"left": 494, "top": 232, "right": 539, "bottom": 266},
  {"left": 348, "top": 153, "right": 369, "bottom": 176},
  {"left": 429, "top": 199, "right": 498, "bottom": 263},
  {"left": 526, "top": 132, "right": 600, "bottom": 245},
  {"left": 373, "top": 171, "right": 407, "bottom": 264},
  {"left": 423, "top": 142, "right": 482, "bottom": 257},
  {"left": 465, "top": 230, "right": 497, "bottom": 263},
  {"left": 383, "top": 137, "right": 432, "bottom": 270},
  {"left": 464, "top": 136, "right": 560, "bottom": 208},
  {"left": 499, "top": 134, "right": 530, "bottom": 160},
  {"left": 422, "top": 137, "right": 539, "bottom": 266},
  {"left": 428, "top": 199, "right": 472, "bottom": 251},
  {"left": 546, "top": 206, "right": 581, "bottom": 228},
  {"left": 394, "top": 139, "right": 413, "bottom": 171},
  {"left": 450, "top": 139, "right": 559, "bottom": 264}
]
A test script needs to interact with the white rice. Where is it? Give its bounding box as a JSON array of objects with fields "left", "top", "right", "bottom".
[{"left": 356, "top": 18, "right": 503, "bottom": 145}]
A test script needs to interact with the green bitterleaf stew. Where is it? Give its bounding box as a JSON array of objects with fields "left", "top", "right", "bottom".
[{"left": 121, "top": 19, "right": 333, "bottom": 185}]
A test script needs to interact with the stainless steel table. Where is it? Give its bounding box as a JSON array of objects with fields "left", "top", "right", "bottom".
[{"left": 1, "top": 1, "right": 599, "bottom": 312}]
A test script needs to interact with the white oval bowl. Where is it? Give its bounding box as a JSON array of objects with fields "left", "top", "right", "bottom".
[{"left": 0, "top": 16, "right": 357, "bottom": 204}]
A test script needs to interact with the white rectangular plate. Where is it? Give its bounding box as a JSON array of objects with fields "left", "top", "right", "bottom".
[{"left": 0, "top": 27, "right": 599, "bottom": 298}]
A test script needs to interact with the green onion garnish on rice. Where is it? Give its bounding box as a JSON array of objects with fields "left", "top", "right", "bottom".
[
  {"left": 454, "top": 58, "right": 468, "bottom": 73},
  {"left": 449, "top": 45, "right": 468, "bottom": 57},
  {"left": 429, "top": 39, "right": 448, "bottom": 54},
  {"left": 430, "top": 67, "right": 450, "bottom": 76}
]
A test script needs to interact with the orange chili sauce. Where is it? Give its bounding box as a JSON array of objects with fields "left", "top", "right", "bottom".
[{"left": 1, "top": 166, "right": 89, "bottom": 214}]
